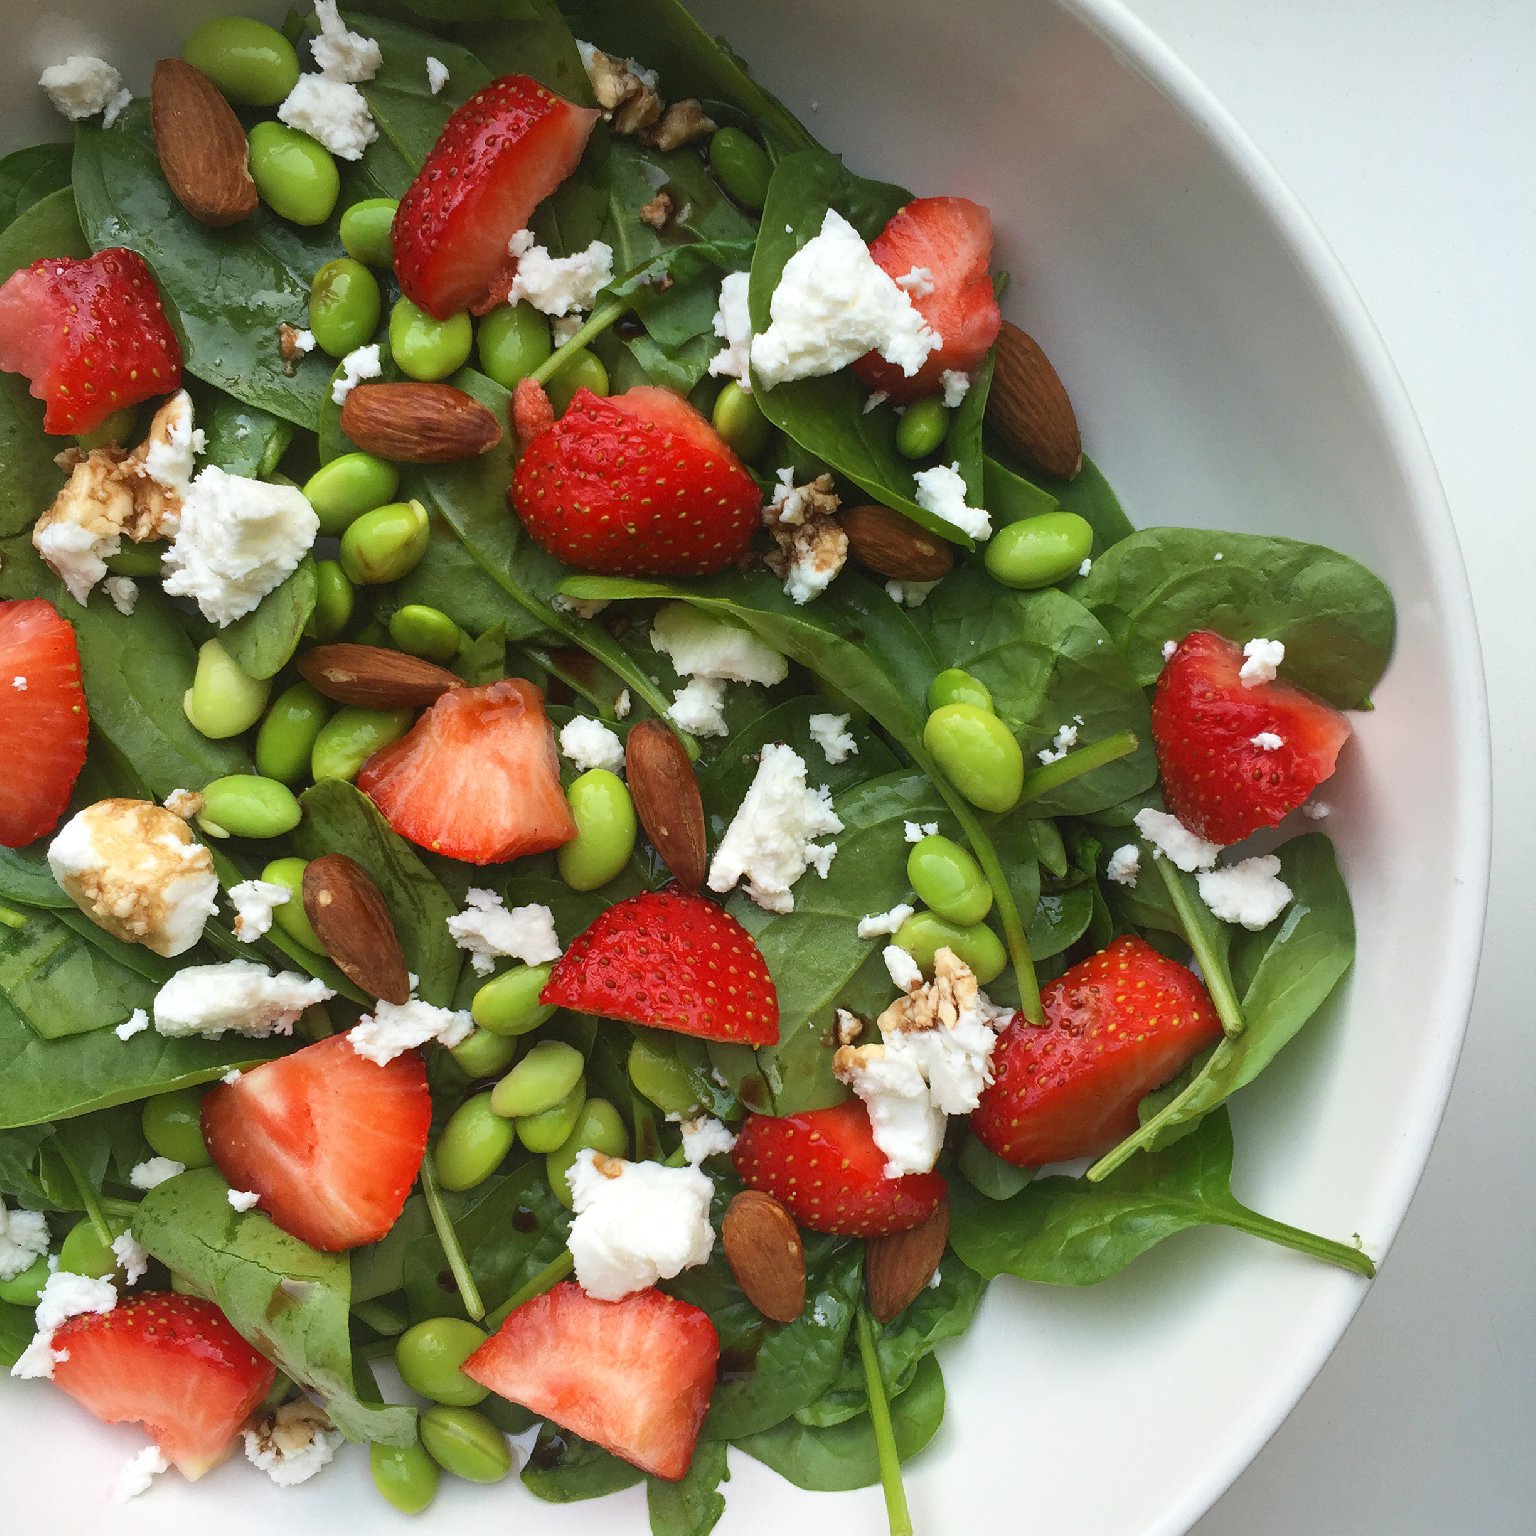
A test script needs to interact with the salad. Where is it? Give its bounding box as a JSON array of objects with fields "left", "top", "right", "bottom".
[{"left": 0, "top": 0, "right": 1397, "bottom": 1529}]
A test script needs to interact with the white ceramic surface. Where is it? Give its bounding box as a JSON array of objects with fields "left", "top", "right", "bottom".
[{"left": 0, "top": 3, "right": 1491, "bottom": 1534}]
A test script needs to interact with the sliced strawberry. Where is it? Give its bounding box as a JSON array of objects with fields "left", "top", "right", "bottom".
[
  {"left": 465, "top": 1281, "right": 717, "bottom": 1481},
  {"left": 357, "top": 677, "right": 575, "bottom": 864},
  {"left": 851, "top": 197, "right": 1001, "bottom": 404},
  {"left": 51, "top": 1293, "right": 274, "bottom": 1478},
  {"left": 971, "top": 936, "right": 1222, "bottom": 1166},
  {"left": 200, "top": 1033, "right": 430, "bottom": 1251},
  {"left": 1152, "top": 629, "right": 1352, "bottom": 844},
  {"left": 0, "top": 599, "right": 88, "bottom": 846},
  {"left": 0, "top": 248, "right": 182, "bottom": 434},
  {"left": 731, "top": 1099, "right": 946, "bottom": 1237},
  {"left": 510, "top": 385, "right": 760, "bottom": 577},
  {"left": 541, "top": 885, "right": 779, "bottom": 1045},
  {"left": 392, "top": 75, "right": 599, "bottom": 319}
]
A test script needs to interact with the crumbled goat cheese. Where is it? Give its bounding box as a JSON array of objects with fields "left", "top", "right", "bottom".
[
  {"left": 941, "top": 369, "right": 971, "bottom": 407},
  {"left": 227, "top": 1189, "right": 261, "bottom": 1213},
  {"left": 559, "top": 716, "right": 625, "bottom": 776},
  {"left": 896, "top": 266, "right": 935, "bottom": 297},
  {"left": 290, "top": 328, "right": 316, "bottom": 354},
  {"left": 1134, "top": 807, "right": 1223, "bottom": 870},
  {"left": 0, "top": 1200, "right": 49, "bottom": 1283},
  {"left": 667, "top": 677, "right": 729, "bottom": 737},
  {"left": 862, "top": 389, "right": 889, "bottom": 414},
  {"left": 350, "top": 998, "right": 474, "bottom": 1065},
  {"left": 113, "top": 1444, "right": 169, "bottom": 1503},
  {"left": 565, "top": 1150, "right": 715, "bottom": 1301},
  {"left": 835, "top": 1008, "right": 865, "bottom": 1046},
  {"left": 1078, "top": 558, "right": 1093, "bottom": 577},
  {"left": 128, "top": 1158, "right": 184, "bottom": 1192},
  {"left": 34, "top": 516, "right": 115, "bottom": 607},
  {"left": 110, "top": 1231, "right": 149, "bottom": 1286},
  {"left": 279, "top": 74, "right": 377, "bottom": 159},
  {"left": 103, "top": 576, "right": 139, "bottom": 616},
  {"left": 507, "top": 230, "right": 614, "bottom": 317},
  {"left": 244, "top": 1400, "right": 345, "bottom": 1487},
  {"left": 163, "top": 788, "right": 203, "bottom": 820},
  {"left": 49, "top": 799, "right": 218, "bottom": 958},
  {"left": 651, "top": 602, "right": 788, "bottom": 685},
  {"left": 228, "top": 879, "right": 291, "bottom": 943},
  {"left": 447, "top": 890, "right": 561, "bottom": 976},
  {"left": 750, "top": 209, "right": 942, "bottom": 389},
  {"left": 310, "top": 0, "right": 381, "bottom": 82},
  {"left": 678, "top": 1116, "right": 737, "bottom": 1165},
  {"left": 331, "top": 342, "right": 383, "bottom": 403},
  {"left": 550, "top": 593, "right": 609, "bottom": 620},
  {"left": 153, "top": 961, "right": 333, "bottom": 1039},
  {"left": 912, "top": 462, "right": 990, "bottom": 540},
  {"left": 39, "top": 56, "right": 131, "bottom": 127},
  {"left": 1036, "top": 721, "right": 1080, "bottom": 765},
  {"left": 10, "top": 676, "right": 24, "bottom": 691},
  {"left": 708, "top": 744, "right": 842, "bottom": 912},
  {"left": 763, "top": 470, "right": 847, "bottom": 604},
  {"left": 11, "top": 1270, "right": 117, "bottom": 1380},
  {"left": 613, "top": 689, "right": 631, "bottom": 719},
  {"left": 1197, "top": 854, "right": 1294, "bottom": 931},
  {"left": 708, "top": 270, "right": 754, "bottom": 387},
  {"left": 1105, "top": 844, "right": 1141, "bottom": 888},
  {"left": 904, "top": 821, "right": 939, "bottom": 844},
  {"left": 883, "top": 944, "right": 923, "bottom": 993},
  {"left": 1250, "top": 732, "right": 1284, "bottom": 751},
  {"left": 1302, "top": 800, "right": 1331, "bottom": 820},
  {"left": 808, "top": 712, "right": 857, "bottom": 765},
  {"left": 115, "top": 1009, "right": 150, "bottom": 1041},
  {"left": 885, "top": 578, "right": 939, "bottom": 608},
  {"left": 426, "top": 56, "right": 450, "bottom": 94},
  {"left": 1239, "top": 637, "right": 1285, "bottom": 687},
  {"left": 222, "top": 1068, "right": 243, "bottom": 1085},
  {"left": 858, "top": 903, "right": 914, "bottom": 940},
  {"left": 1162, "top": 639, "right": 1179, "bottom": 661}
]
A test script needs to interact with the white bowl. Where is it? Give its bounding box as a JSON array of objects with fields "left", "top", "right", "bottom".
[{"left": 0, "top": 1, "right": 1490, "bottom": 1532}]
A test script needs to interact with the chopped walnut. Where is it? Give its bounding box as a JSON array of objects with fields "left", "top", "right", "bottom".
[
  {"left": 638, "top": 189, "right": 676, "bottom": 231},
  {"left": 578, "top": 42, "right": 663, "bottom": 133},
  {"left": 640, "top": 99, "right": 716, "bottom": 152},
  {"left": 162, "top": 789, "right": 205, "bottom": 821},
  {"left": 120, "top": 392, "right": 201, "bottom": 539},
  {"left": 762, "top": 471, "right": 848, "bottom": 605},
  {"left": 243, "top": 1399, "right": 344, "bottom": 1488},
  {"left": 278, "top": 323, "right": 310, "bottom": 370},
  {"left": 835, "top": 1008, "right": 866, "bottom": 1047},
  {"left": 873, "top": 946, "right": 981, "bottom": 1039}
]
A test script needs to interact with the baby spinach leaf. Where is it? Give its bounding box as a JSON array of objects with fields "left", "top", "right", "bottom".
[
  {"left": 0, "top": 142, "right": 73, "bottom": 233},
  {"left": 522, "top": 1424, "right": 645, "bottom": 1502},
  {"left": 981, "top": 452, "right": 1058, "bottom": 530},
  {"left": 1024, "top": 878, "right": 1096, "bottom": 962},
  {"left": 648, "top": 1438, "right": 728, "bottom": 1536},
  {"left": 134, "top": 1168, "right": 417, "bottom": 1444},
  {"left": 449, "top": 0, "right": 590, "bottom": 101},
  {"left": 0, "top": 1301, "right": 30, "bottom": 1369},
  {"left": 946, "top": 336, "right": 997, "bottom": 507},
  {"left": 0, "top": 184, "right": 86, "bottom": 280},
  {"left": 219, "top": 559, "right": 318, "bottom": 680},
  {"left": 378, "top": 521, "right": 552, "bottom": 644},
  {"left": 0, "top": 907, "right": 160, "bottom": 1040},
  {"left": 193, "top": 389, "right": 293, "bottom": 479},
  {"left": 985, "top": 446, "right": 1136, "bottom": 557}
]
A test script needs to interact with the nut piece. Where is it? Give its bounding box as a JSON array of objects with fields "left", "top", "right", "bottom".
[
  {"left": 841, "top": 504, "right": 955, "bottom": 581},
  {"left": 339, "top": 383, "right": 503, "bottom": 463},
  {"left": 986, "top": 321, "right": 1082, "bottom": 480},
  {"left": 625, "top": 719, "right": 708, "bottom": 892},
  {"left": 722, "top": 1190, "right": 806, "bottom": 1324},
  {"left": 302, "top": 854, "right": 411, "bottom": 1004},
  {"left": 298, "top": 644, "right": 461, "bottom": 709},
  {"left": 640, "top": 99, "right": 716, "bottom": 152},
  {"left": 866, "top": 1196, "right": 950, "bottom": 1324},
  {"left": 150, "top": 59, "right": 258, "bottom": 227}
]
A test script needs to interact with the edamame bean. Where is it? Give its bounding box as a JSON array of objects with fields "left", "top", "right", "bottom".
[
  {"left": 470, "top": 964, "right": 554, "bottom": 1037},
  {"left": 394, "top": 1318, "right": 489, "bottom": 1407},
  {"left": 907, "top": 835, "right": 993, "bottom": 926},
  {"left": 182, "top": 16, "right": 299, "bottom": 105},
  {"left": 76, "top": 407, "right": 137, "bottom": 452},
  {"left": 184, "top": 639, "right": 270, "bottom": 740},
  {"left": 141, "top": 1087, "right": 212, "bottom": 1168},
  {"left": 708, "top": 126, "right": 772, "bottom": 209},
  {"left": 419, "top": 1406, "right": 511, "bottom": 1484},
  {"left": 546, "top": 1097, "right": 627, "bottom": 1208},
  {"left": 390, "top": 297, "right": 473, "bottom": 382},
  {"left": 710, "top": 380, "right": 771, "bottom": 461},
  {"left": 515, "top": 1080, "right": 586, "bottom": 1154},
  {"left": 371, "top": 1436, "right": 439, "bottom": 1514},
  {"left": 103, "top": 541, "right": 166, "bottom": 577},
  {"left": 303, "top": 452, "right": 400, "bottom": 536},
  {"left": 922, "top": 703, "right": 1023, "bottom": 813},
  {"left": 546, "top": 348, "right": 608, "bottom": 415},
  {"left": 927, "top": 668, "right": 992, "bottom": 713},
  {"left": 892, "top": 910, "right": 1007, "bottom": 984},
  {"left": 58, "top": 1218, "right": 122, "bottom": 1280},
  {"left": 449, "top": 1028, "right": 520, "bottom": 1080},
  {"left": 304, "top": 559, "right": 355, "bottom": 642},
  {"left": 341, "top": 499, "right": 431, "bottom": 586},
  {"left": 255, "top": 682, "right": 331, "bottom": 785},
  {"left": 476, "top": 303, "right": 551, "bottom": 391},
  {"left": 247, "top": 121, "right": 340, "bottom": 227},
  {"left": 309, "top": 258, "right": 382, "bottom": 358},
  {"left": 627, "top": 1035, "right": 702, "bottom": 1116},
  {"left": 490, "top": 1040, "right": 584, "bottom": 1120},
  {"left": 388, "top": 604, "right": 463, "bottom": 663},
  {"left": 556, "top": 769, "right": 637, "bottom": 892},
  {"left": 983, "top": 511, "right": 1094, "bottom": 591},
  {"left": 435, "top": 1094, "right": 515, "bottom": 1192},
  {"left": 197, "top": 774, "right": 303, "bottom": 839},
  {"left": 260, "top": 858, "right": 325, "bottom": 950},
  {"left": 341, "top": 198, "right": 399, "bottom": 267},
  {"left": 0, "top": 1254, "right": 49, "bottom": 1307},
  {"left": 895, "top": 397, "right": 951, "bottom": 460},
  {"left": 311, "top": 705, "right": 413, "bottom": 782}
]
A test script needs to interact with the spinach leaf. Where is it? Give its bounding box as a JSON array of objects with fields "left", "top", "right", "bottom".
[
  {"left": 134, "top": 1169, "right": 416, "bottom": 1443},
  {"left": 194, "top": 389, "right": 293, "bottom": 479},
  {"left": 378, "top": 521, "right": 551, "bottom": 644},
  {"left": 648, "top": 1438, "right": 728, "bottom": 1536},
  {"left": 522, "top": 1425, "right": 645, "bottom": 1502},
  {"left": 0, "top": 907, "right": 160, "bottom": 1040},
  {"left": 0, "top": 142, "right": 73, "bottom": 232},
  {"left": 981, "top": 453, "right": 1058, "bottom": 530},
  {"left": 449, "top": 0, "right": 590, "bottom": 101},
  {"left": 984, "top": 447, "right": 1136, "bottom": 556},
  {"left": 0, "top": 1301, "right": 29, "bottom": 1369},
  {"left": 0, "top": 184, "right": 86, "bottom": 280},
  {"left": 219, "top": 559, "right": 318, "bottom": 680}
]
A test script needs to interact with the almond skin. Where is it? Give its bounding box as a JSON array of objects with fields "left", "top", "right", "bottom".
[
  {"left": 841, "top": 503, "right": 955, "bottom": 581},
  {"left": 340, "top": 382, "right": 503, "bottom": 463},
  {"left": 986, "top": 321, "right": 1083, "bottom": 480},
  {"left": 299, "top": 644, "right": 461, "bottom": 709},
  {"left": 866, "top": 1195, "right": 949, "bottom": 1324},
  {"left": 723, "top": 1190, "right": 806, "bottom": 1323},
  {"left": 302, "top": 854, "right": 412, "bottom": 1005},
  {"left": 625, "top": 718, "right": 708, "bottom": 892},
  {"left": 150, "top": 59, "right": 258, "bottom": 228}
]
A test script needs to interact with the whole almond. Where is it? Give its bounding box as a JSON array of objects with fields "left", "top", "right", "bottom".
[
  {"left": 299, "top": 644, "right": 460, "bottom": 709},
  {"left": 625, "top": 719, "right": 708, "bottom": 891},
  {"left": 302, "top": 854, "right": 412, "bottom": 1005},
  {"left": 841, "top": 504, "right": 955, "bottom": 580},
  {"left": 866, "top": 1196, "right": 949, "bottom": 1324},
  {"left": 723, "top": 1190, "right": 806, "bottom": 1323},
  {"left": 150, "top": 59, "right": 257, "bottom": 227},
  {"left": 987, "top": 321, "right": 1083, "bottom": 480},
  {"left": 340, "top": 382, "right": 503, "bottom": 463}
]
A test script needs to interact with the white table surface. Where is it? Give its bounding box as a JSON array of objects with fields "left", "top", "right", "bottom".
[{"left": 1114, "top": 3, "right": 1536, "bottom": 1531}]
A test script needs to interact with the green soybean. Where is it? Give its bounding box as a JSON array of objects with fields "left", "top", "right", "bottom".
[
  {"left": 546, "top": 1097, "right": 628, "bottom": 1208},
  {"left": 58, "top": 1218, "right": 122, "bottom": 1281},
  {"left": 893, "top": 910, "right": 1007, "bottom": 984},
  {"left": 395, "top": 1318, "right": 489, "bottom": 1407},
  {"left": 341, "top": 499, "right": 431, "bottom": 585},
  {"left": 302, "top": 453, "right": 399, "bottom": 535},
  {"left": 260, "top": 858, "right": 324, "bottom": 951},
  {"left": 923, "top": 703, "right": 1023, "bottom": 813},
  {"left": 435, "top": 1094, "right": 515, "bottom": 1193},
  {"left": 184, "top": 639, "right": 270, "bottom": 740},
  {"left": 197, "top": 774, "right": 302, "bottom": 839},
  {"left": 419, "top": 1406, "right": 511, "bottom": 1484},
  {"left": 983, "top": 511, "right": 1095, "bottom": 591},
  {"left": 311, "top": 706, "right": 413, "bottom": 782},
  {"left": 371, "top": 1436, "right": 439, "bottom": 1515},
  {"left": 390, "top": 297, "right": 473, "bottom": 382},
  {"left": 628, "top": 1035, "right": 702, "bottom": 1117},
  {"left": 247, "top": 121, "right": 340, "bottom": 227},
  {"left": 182, "top": 17, "right": 299, "bottom": 105},
  {"left": 895, "top": 397, "right": 951, "bottom": 460},
  {"left": 927, "top": 668, "right": 992, "bottom": 713},
  {"left": 476, "top": 302, "right": 552, "bottom": 391},
  {"left": 309, "top": 258, "right": 382, "bottom": 359},
  {"left": 388, "top": 604, "right": 463, "bottom": 663},
  {"left": 515, "top": 1080, "right": 586, "bottom": 1154},
  {"left": 448, "top": 1028, "right": 520, "bottom": 1080},
  {"left": 141, "top": 1087, "right": 211, "bottom": 1168},
  {"left": 0, "top": 1254, "right": 49, "bottom": 1307},
  {"left": 546, "top": 348, "right": 608, "bottom": 415},
  {"left": 470, "top": 964, "right": 554, "bottom": 1037},
  {"left": 340, "top": 198, "right": 398, "bottom": 268},
  {"left": 907, "top": 834, "right": 993, "bottom": 925},
  {"left": 255, "top": 682, "right": 331, "bottom": 785},
  {"left": 708, "top": 126, "right": 772, "bottom": 209},
  {"left": 76, "top": 407, "right": 138, "bottom": 452},
  {"left": 556, "top": 770, "right": 637, "bottom": 892},
  {"left": 710, "top": 380, "right": 771, "bottom": 461},
  {"left": 490, "top": 1040, "right": 584, "bottom": 1120},
  {"left": 304, "top": 559, "right": 355, "bottom": 642}
]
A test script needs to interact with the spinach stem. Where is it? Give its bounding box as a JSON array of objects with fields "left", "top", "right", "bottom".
[
  {"left": 1087, "top": 1078, "right": 1198, "bottom": 1181},
  {"left": 486, "top": 1251, "right": 574, "bottom": 1331},
  {"left": 1150, "top": 854, "right": 1246, "bottom": 1038},
  {"left": 1018, "top": 728, "right": 1138, "bottom": 805},
  {"left": 1216, "top": 1205, "right": 1377, "bottom": 1278},
  {"left": 419, "top": 1151, "right": 484, "bottom": 1322},
  {"left": 855, "top": 1307, "right": 913, "bottom": 1536},
  {"left": 0, "top": 903, "right": 28, "bottom": 929},
  {"left": 55, "top": 1141, "right": 113, "bottom": 1247},
  {"left": 530, "top": 299, "right": 629, "bottom": 386},
  {"left": 100, "top": 1197, "right": 139, "bottom": 1219}
]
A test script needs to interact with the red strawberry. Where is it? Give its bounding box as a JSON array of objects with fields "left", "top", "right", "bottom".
[
  {"left": 392, "top": 75, "right": 599, "bottom": 319},
  {"left": 731, "top": 1099, "right": 946, "bottom": 1237},
  {"left": 465, "top": 1281, "right": 717, "bottom": 1481},
  {"left": 851, "top": 197, "right": 1001, "bottom": 404},
  {"left": 510, "top": 386, "right": 760, "bottom": 577},
  {"left": 541, "top": 885, "right": 779, "bottom": 1045},
  {"left": 0, "top": 599, "right": 88, "bottom": 846},
  {"left": 201, "top": 1033, "right": 430, "bottom": 1251},
  {"left": 1152, "top": 629, "right": 1351, "bottom": 844},
  {"left": 52, "top": 1293, "right": 275, "bottom": 1478},
  {"left": 357, "top": 677, "right": 575, "bottom": 864},
  {"left": 971, "top": 935, "right": 1222, "bottom": 1166},
  {"left": 0, "top": 248, "right": 182, "bottom": 434}
]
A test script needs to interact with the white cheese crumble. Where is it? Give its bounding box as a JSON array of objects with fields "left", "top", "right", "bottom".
[
  {"left": 807, "top": 712, "right": 857, "bottom": 765},
  {"left": 507, "top": 230, "right": 615, "bottom": 317},
  {"left": 1239, "top": 637, "right": 1285, "bottom": 687},
  {"left": 904, "top": 820, "right": 939, "bottom": 844},
  {"left": 559, "top": 716, "right": 625, "bottom": 776},
  {"left": 153, "top": 961, "right": 333, "bottom": 1039},
  {"left": 426, "top": 56, "right": 450, "bottom": 94},
  {"left": 279, "top": 74, "right": 377, "bottom": 160},
  {"left": 862, "top": 389, "right": 888, "bottom": 414},
  {"left": 11, "top": 1270, "right": 117, "bottom": 1381},
  {"left": 762, "top": 471, "right": 847, "bottom": 605},
  {"left": 114, "top": 1009, "right": 150, "bottom": 1041},
  {"left": 227, "top": 1189, "right": 261, "bottom": 1212},
  {"left": 10, "top": 676, "right": 24, "bottom": 691},
  {"left": 447, "top": 889, "right": 561, "bottom": 976},
  {"left": 290, "top": 328, "right": 316, "bottom": 354},
  {"left": 677, "top": 1116, "right": 736, "bottom": 1165},
  {"left": 1105, "top": 844, "right": 1141, "bottom": 888},
  {"left": 941, "top": 369, "right": 971, "bottom": 408},
  {"left": 0, "top": 1200, "right": 48, "bottom": 1283},
  {"left": 708, "top": 270, "right": 753, "bottom": 388},
  {"left": 128, "top": 1158, "right": 185, "bottom": 1191},
  {"left": 707, "top": 743, "right": 842, "bottom": 912},
  {"left": 103, "top": 576, "right": 138, "bottom": 616},
  {"left": 310, "top": 0, "right": 382, "bottom": 82},
  {"left": 222, "top": 1068, "right": 243, "bottom": 1085},
  {"left": 666, "top": 677, "right": 729, "bottom": 738},
  {"left": 1036, "top": 721, "right": 1080, "bottom": 765},
  {"left": 35, "top": 519, "right": 113, "bottom": 607},
  {"left": 228, "top": 879, "right": 291, "bottom": 943},
  {"left": 1250, "top": 731, "right": 1284, "bottom": 751},
  {"left": 1078, "top": 558, "right": 1093, "bottom": 578},
  {"left": 857, "top": 903, "right": 914, "bottom": 940},
  {"left": 1302, "top": 800, "right": 1331, "bottom": 820},
  {"left": 1161, "top": 639, "right": 1179, "bottom": 661},
  {"left": 883, "top": 944, "right": 923, "bottom": 994},
  {"left": 1133, "top": 807, "right": 1222, "bottom": 870},
  {"left": 650, "top": 602, "right": 787, "bottom": 685},
  {"left": 331, "top": 342, "right": 383, "bottom": 404},
  {"left": 39, "top": 56, "right": 131, "bottom": 127},
  {"left": 349, "top": 998, "right": 474, "bottom": 1065},
  {"left": 912, "top": 462, "right": 990, "bottom": 541},
  {"left": 1196, "top": 854, "right": 1294, "bottom": 931},
  {"left": 244, "top": 1400, "right": 345, "bottom": 1487},
  {"left": 613, "top": 689, "right": 631, "bottom": 719},
  {"left": 110, "top": 1231, "right": 149, "bottom": 1286},
  {"left": 896, "top": 266, "right": 935, "bottom": 297},
  {"left": 113, "top": 1444, "right": 169, "bottom": 1503},
  {"left": 884, "top": 577, "right": 939, "bottom": 608}
]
